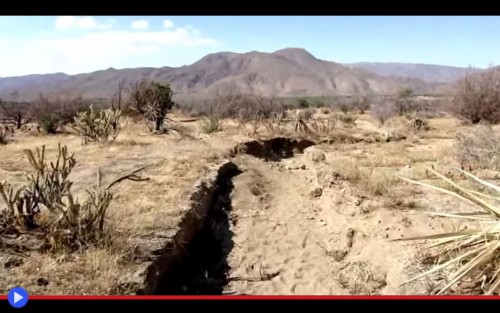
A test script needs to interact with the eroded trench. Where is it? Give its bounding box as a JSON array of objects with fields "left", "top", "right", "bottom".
[{"left": 140, "top": 137, "right": 315, "bottom": 295}]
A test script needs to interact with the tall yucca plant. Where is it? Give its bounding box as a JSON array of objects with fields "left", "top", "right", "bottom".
[{"left": 398, "top": 164, "right": 500, "bottom": 295}]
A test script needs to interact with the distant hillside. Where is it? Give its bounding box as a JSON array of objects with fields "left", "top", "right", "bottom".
[
  {"left": 0, "top": 48, "right": 446, "bottom": 101},
  {"left": 344, "top": 62, "right": 480, "bottom": 84}
]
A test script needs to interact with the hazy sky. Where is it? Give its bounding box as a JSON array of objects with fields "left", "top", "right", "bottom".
[{"left": 1, "top": 16, "right": 498, "bottom": 77}]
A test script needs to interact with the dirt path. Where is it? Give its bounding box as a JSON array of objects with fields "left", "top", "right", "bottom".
[
  {"left": 223, "top": 146, "right": 441, "bottom": 295},
  {"left": 227, "top": 156, "right": 341, "bottom": 294}
]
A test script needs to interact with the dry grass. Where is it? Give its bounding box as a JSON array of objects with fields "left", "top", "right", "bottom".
[
  {"left": 328, "top": 157, "right": 399, "bottom": 197},
  {"left": 338, "top": 261, "right": 387, "bottom": 294},
  {"left": 199, "top": 115, "right": 221, "bottom": 134},
  {"left": 398, "top": 165, "right": 500, "bottom": 295},
  {"left": 456, "top": 125, "right": 500, "bottom": 171}
]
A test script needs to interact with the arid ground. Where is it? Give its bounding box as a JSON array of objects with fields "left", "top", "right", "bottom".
[{"left": 0, "top": 109, "right": 496, "bottom": 295}]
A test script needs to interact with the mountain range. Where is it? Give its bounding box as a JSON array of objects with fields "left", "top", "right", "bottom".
[{"left": 0, "top": 48, "right": 478, "bottom": 101}]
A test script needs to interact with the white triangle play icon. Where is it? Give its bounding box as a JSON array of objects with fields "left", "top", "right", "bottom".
[{"left": 13, "top": 292, "right": 23, "bottom": 304}]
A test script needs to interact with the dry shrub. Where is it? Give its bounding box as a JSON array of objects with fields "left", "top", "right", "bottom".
[
  {"left": 405, "top": 112, "right": 430, "bottom": 131},
  {"left": 332, "top": 160, "right": 397, "bottom": 196},
  {"left": 73, "top": 105, "right": 122, "bottom": 144},
  {"left": 456, "top": 125, "right": 500, "bottom": 170},
  {"left": 398, "top": 165, "right": 500, "bottom": 295},
  {"left": 354, "top": 96, "right": 371, "bottom": 114},
  {"left": 263, "top": 111, "right": 288, "bottom": 135},
  {"left": 32, "top": 95, "right": 91, "bottom": 133},
  {"left": 308, "top": 117, "right": 337, "bottom": 137},
  {"left": 338, "top": 261, "right": 387, "bottom": 294},
  {"left": 199, "top": 113, "right": 220, "bottom": 134},
  {"left": 234, "top": 95, "right": 286, "bottom": 134},
  {"left": 319, "top": 107, "right": 330, "bottom": 115},
  {"left": 338, "top": 112, "right": 357, "bottom": 125},
  {"left": 336, "top": 99, "right": 356, "bottom": 114},
  {"left": 299, "top": 108, "right": 315, "bottom": 120},
  {"left": 453, "top": 68, "right": 500, "bottom": 124},
  {"left": 371, "top": 100, "right": 396, "bottom": 126},
  {"left": 395, "top": 87, "right": 415, "bottom": 116},
  {"left": 0, "top": 145, "right": 121, "bottom": 252}
]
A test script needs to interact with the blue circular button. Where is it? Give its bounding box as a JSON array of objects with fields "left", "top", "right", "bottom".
[{"left": 8, "top": 287, "right": 28, "bottom": 309}]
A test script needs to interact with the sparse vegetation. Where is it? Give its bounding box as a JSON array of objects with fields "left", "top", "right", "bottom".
[{"left": 0, "top": 54, "right": 494, "bottom": 296}]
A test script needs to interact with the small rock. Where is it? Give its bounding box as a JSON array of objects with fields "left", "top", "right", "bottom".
[
  {"left": 4, "top": 258, "right": 23, "bottom": 269},
  {"left": 309, "top": 187, "right": 323, "bottom": 198},
  {"left": 355, "top": 199, "right": 362, "bottom": 206},
  {"left": 328, "top": 249, "right": 348, "bottom": 262},
  {"left": 346, "top": 228, "right": 355, "bottom": 248},
  {"left": 385, "top": 234, "right": 389, "bottom": 239},
  {"left": 300, "top": 164, "right": 306, "bottom": 170},
  {"left": 37, "top": 277, "right": 49, "bottom": 286},
  {"left": 306, "top": 149, "right": 326, "bottom": 162}
]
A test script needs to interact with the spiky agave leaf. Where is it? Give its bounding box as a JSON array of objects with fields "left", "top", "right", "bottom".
[{"left": 397, "top": 164, "right": 500, "bottom": 295}]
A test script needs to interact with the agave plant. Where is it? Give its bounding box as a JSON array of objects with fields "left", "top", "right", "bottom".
[{"left": 398, "top": 164, "right": 500, "bottom": 295}]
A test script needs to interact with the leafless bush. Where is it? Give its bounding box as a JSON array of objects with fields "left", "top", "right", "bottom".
[
  {"left": 0, "top": 99, "right": 32, "bottom": 129},
  {"left": 395, "top": 87, "right": 415, "bottom": 116},
  {"left": 452, "top": 68, "right": 500, "bottom": 124},
  {"left": 308, "top": 117, "right": 337, "bottom": 136},
  {"left": 371, "top": 99, "right": 396, "bottom": 126},
  {"left": 354, "top": 96, "right": 371, "bottom": 114},
  {"left": 263, "top": 111, "right": 288, "bottom": 134},
  {"left": 33, "top": 95, "right": 91, "bottom": 124},
  {"left": 232, "top": 95, "right": 286, "bottom": 134},
  {"left": 31, "top": 95, "right": 91, "bottom": 133},
  {"left": 456, "top": 125, "right": 500, "bottom": 170},
  {"left": 336, "top": 99, "right": 356, "bottom": 114}
]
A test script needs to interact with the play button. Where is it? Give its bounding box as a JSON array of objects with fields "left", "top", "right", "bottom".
[{"left": 8, "top": 287, "right": 28, "bottom": 308}]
